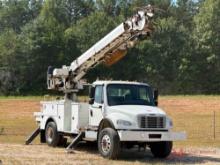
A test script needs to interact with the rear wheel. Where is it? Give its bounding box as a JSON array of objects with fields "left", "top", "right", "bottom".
[
  {"left": 150, "top": 141, "right": 173, "bottom": 158},
  {"left": 45, "top": 121, "right": 61, "bottom": 147},
  {"left": 98, "top": 128, "right": 120, "bottom": 159}
]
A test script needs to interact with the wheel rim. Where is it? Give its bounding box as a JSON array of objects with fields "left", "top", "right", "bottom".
[
  {"left": 46, "top": 127, "right": 54, "bottom": 143},
  {"left": 101, "top": 134, "right": 111, "bottom": 153}
]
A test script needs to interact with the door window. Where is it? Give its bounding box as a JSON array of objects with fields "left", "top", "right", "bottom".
[{"left": 94, "top": 85, "right": 103, "bottom": 104}]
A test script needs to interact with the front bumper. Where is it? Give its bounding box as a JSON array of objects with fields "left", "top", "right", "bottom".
[{"left": 118, "top": 130, "right": 186, "bottom": 142}]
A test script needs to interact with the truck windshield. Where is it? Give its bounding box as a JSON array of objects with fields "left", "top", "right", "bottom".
[{"left": 107, "top": 84, "right": 155, "bottom": 106}]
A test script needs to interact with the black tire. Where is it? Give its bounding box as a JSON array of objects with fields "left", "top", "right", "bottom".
[
  {"left": 45, "top": 121, "right": 61, "bottom": 147},
  {"left": 98, "top": 128, "right": 120, "bottom": 159},
  {"left": 150, "top": 141, "right": 173, "bottom": 158}
]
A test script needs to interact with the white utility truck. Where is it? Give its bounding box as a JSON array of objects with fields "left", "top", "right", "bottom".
[{"left": 26, "top": 5, "right": 186, "bottom": 159}]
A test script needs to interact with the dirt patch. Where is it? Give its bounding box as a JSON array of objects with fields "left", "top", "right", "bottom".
[{"left": 0, "top": 143, "right": 220, "bottom": 165}]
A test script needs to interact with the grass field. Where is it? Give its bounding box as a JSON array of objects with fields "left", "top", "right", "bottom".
[
  {"left": 0, "top": 96, "right": 220, "bottom": 164},
  {"left": 0, "top": 95, "right": 219, "bottom": 146},
  {"left": 160, "top": 96, "right": 220, "bottom": 147}
]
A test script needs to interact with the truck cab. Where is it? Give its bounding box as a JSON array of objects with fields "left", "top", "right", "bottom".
[{"left": 89, "top": 81, "right": 164, "bottom": 129}]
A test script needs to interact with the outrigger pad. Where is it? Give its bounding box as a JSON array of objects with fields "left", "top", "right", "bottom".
[
  {"left": 66, "top": 132, "right": 84, "bottom": 153},
  {"left": 25, "top": 127, "right": 40, "bottom": 145}
]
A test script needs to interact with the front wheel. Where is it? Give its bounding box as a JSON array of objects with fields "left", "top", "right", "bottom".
[
  {"left": 150, "top": 141, "right": 173, "bottom": 158},
  {"left": 98, "top": 128, "right": 121, "bottom": 159}
]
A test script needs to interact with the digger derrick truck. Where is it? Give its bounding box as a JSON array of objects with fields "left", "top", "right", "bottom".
[{"left": 26, "top": 5, "right": 186, "bottom": 159}]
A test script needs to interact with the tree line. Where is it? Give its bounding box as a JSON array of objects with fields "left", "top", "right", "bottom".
[{"left": 0, "top": 0, "right": 219, "bottom": 95}]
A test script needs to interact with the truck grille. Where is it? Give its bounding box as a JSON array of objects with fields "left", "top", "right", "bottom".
[{"left": 138, "top": 116, "right": 166, "bottom": 129}]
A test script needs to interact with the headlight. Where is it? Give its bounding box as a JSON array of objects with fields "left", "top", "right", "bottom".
[
  {"left": 167, "top": 117, "right": 173, "bottom": 128},
  {"left": 169, "top": 120, "right": 173, "bottom": 127},
  {"left": 117, "top": 120, "right": 132, "bottom": 126}
]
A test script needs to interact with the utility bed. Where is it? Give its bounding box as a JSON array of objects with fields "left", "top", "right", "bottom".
[{"left": 35, "top": 101, "right": 89, "bottom": 134}]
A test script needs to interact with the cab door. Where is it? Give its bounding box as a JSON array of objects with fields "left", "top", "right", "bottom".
[{"left": 89, "top": 85, "right": 104, "bottom": 127}]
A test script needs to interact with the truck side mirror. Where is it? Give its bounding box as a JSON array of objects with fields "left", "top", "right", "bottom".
[
  {"left": 89, "top": 86, "right": 95, "bottom": 104},
  {"left": 153, "top": 89, "right": 158, "bottom": 106},
  {"left": 89, "top": 86, "right": 95, "bottom": 98}
]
